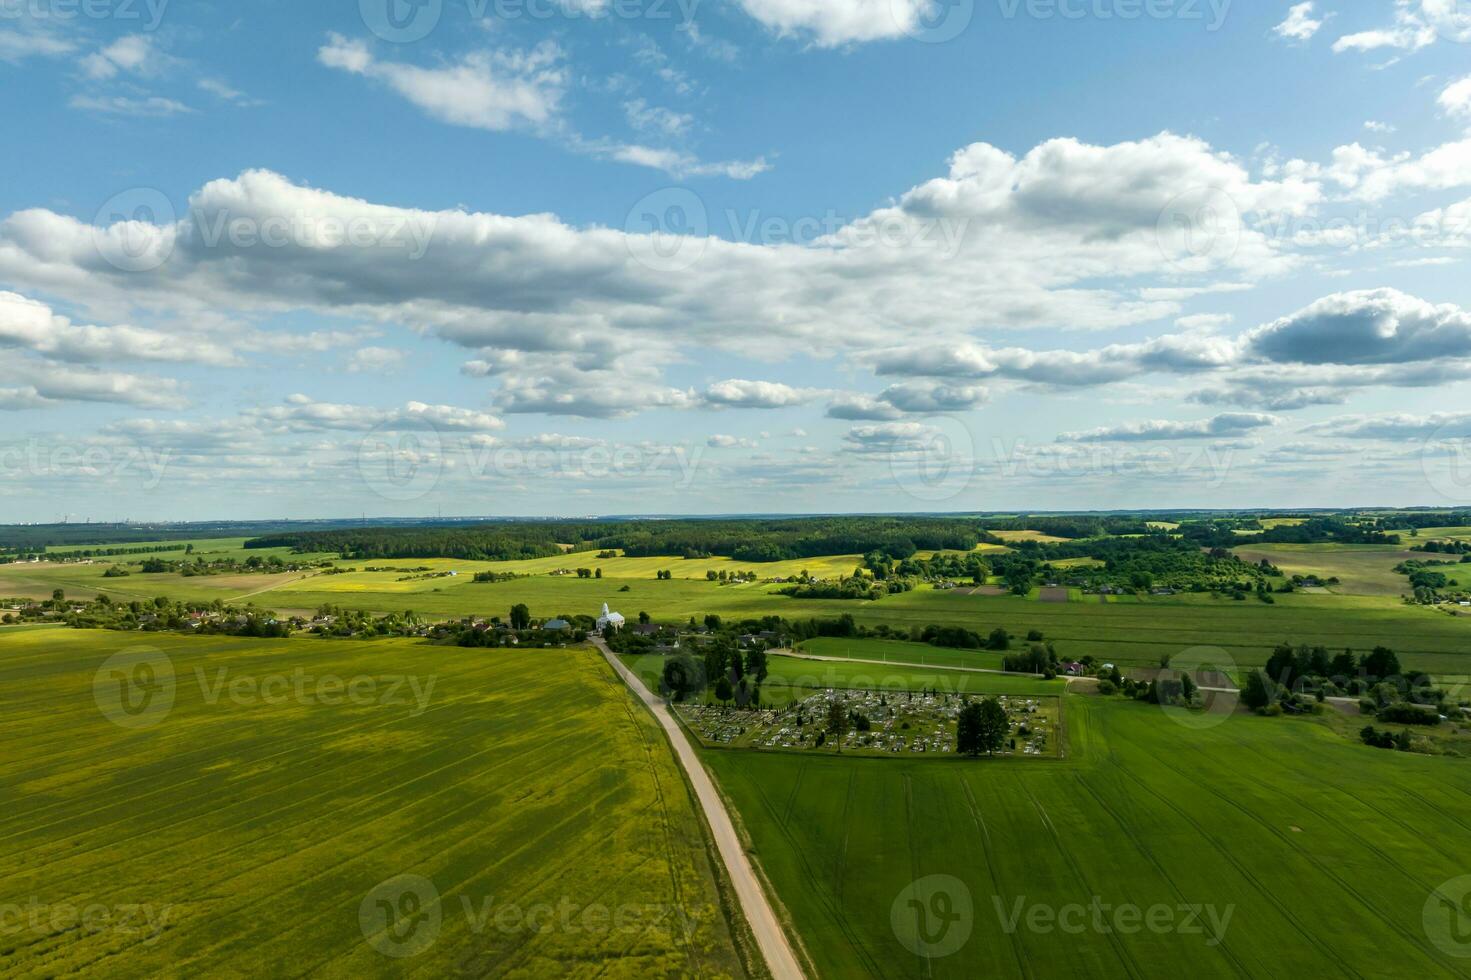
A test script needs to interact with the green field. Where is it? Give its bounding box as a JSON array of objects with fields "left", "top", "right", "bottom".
[
  {"left": 706, "top": 693, "right": 1471, "bottom": 978},
  {"left": 11, "top": 545, "right": 1471, "bottom": 679},
  {"left": 0, "top": 630, "right": 754, "bottom": 978}
]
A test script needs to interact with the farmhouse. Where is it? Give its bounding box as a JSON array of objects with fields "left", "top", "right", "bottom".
[
  {"left": 543, "top": 618, "right": 571, "bottom": 632},
  {"left": 596, "top": 603, "right": 625, "bottom": 632}
]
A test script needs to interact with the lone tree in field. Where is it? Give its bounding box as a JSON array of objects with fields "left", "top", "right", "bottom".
[
  {"left": 509, "top": 603, "right": 531, "bottom": 630},
  {"left": 959, "top": 697, "right": 1010, "bottom": 756}
]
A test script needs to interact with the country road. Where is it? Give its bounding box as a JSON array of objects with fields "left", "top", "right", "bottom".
[{"left": 591, "top": 637, "right": 806, "bottom": 980}]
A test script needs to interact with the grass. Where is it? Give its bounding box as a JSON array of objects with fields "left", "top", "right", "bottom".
[
  {"left": 0, "top": 630, "right": 753, "bottom": 977},
  {"left": 705, "top": 693, "right": 1471, "bottom": 978},
  {"left": 1227, "top": 543, "right": 1426, "bottom": 596}
]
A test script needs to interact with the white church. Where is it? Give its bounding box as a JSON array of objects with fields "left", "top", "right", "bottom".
[{"left": 596, "top": 603, "right": 625, "bottom": 632}]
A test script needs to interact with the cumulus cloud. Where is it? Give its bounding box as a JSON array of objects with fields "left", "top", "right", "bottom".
[
  {"left": 252, "top": 395, "right": 505, "bottom": 433},
  {"left": 708, "top": 434, "right": 758, "bottom": 448},
  {"left": 1245, "top": 288, "right": 1471, "bottom": 365},
  {"left": 1058, "top": 412, "right": 1278, "bottom": 442},
  {"left": 0, "top": 291, "right": 238, "bottom": 365},
  {"left": 700, "top": 379, "right": 818, "bottom": 409},
  {"left": 6, "top": 365, "right": 188, "bottom": 410},
  {"left": 735, "top": 0, "right": 934, "bottom": 46},
  {"left": 1441, "top": 75, "right": 1471, "bottom": 120},
  {"left": 1275, "top": 3, "right": 1325, "bottom": 41},
  {"left": 826, "top": 393, "right": 904, "bottom": 421}
]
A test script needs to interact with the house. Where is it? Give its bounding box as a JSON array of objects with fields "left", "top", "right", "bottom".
[
  {"left": 1065, "top": 662, "right": 1086, "bottom": 676},
  {"left": 633, "top": 623, "right": 660, "bottom": 636},
  {"left": 543, "top": 618, "right": 572, "bottom": 632},
  {"left": 597, "top": 604, "right": 626, "bottom": 632}
]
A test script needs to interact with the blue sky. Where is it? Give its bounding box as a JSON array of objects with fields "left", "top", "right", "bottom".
[{"left": 3, "top": 0, "right": 1471, "bottom": 520}]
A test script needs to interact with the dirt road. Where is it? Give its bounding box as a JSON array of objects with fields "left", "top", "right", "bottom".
[{"left": 591, "top": 637, "right": 805, "bottom": 980}]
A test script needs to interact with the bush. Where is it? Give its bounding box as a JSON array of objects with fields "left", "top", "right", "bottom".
[
  {"left": 1097, "top": 679, "right": 1117, "bottom": 695},
  {"left": 1376, "top": 702, "right": 1441, "bottom": 726}
]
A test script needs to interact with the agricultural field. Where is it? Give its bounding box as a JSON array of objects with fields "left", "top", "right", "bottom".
[
  {"left": 0, "top": 630, "right": 755, "bottom": 978},
  {"left": 1228, "top": 543, "right": 1427, "bottom": 596},
  {"left": 12, "top": 540, "right": 1471, "bottom": 680},
  {"left": 705, "top": 692, "right": 1471, "bottom": 978}
]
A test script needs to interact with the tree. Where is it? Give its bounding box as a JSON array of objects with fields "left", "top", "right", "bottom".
[
  {"left": 713, "top": 676, "right": 733, "bottom": 704},
  {"left": 1362, "top": 646, "right": 1401, "bottom": 682},
  {"left": 826, "top": 696, "right": 848, "bottom": 751},
  {"left": 975, "top": 697, "right": 1010, "bottom": 754},
  {"left": 639, "top": 610, "right": 651, "bottom": 624},
  {"left": 744, "top": 646, "right": 769, "bottom": 684},
  {"left": 661, "top": 654, "right": 702, "bottom": 701},
  {"left": 705, "top": 614, "right": 723, "bottom": 630},
  {"left": 509, "top": 604, "right": 531, "bottom": 630},
  {"left": 956, "top": 700, "right": 985, "bottom": 756},
  {"left": 1180, "top": 672, "right": 1198, "bottom": 703},
  {"left": 986, "top": 627, "right": 1010, "bottom": 651},
  {"left": 594, "top": 568, "right": 602, "bottom": 579},
  {"left": 1242, "top": 669, "right": 1272, "bottom": 710}
]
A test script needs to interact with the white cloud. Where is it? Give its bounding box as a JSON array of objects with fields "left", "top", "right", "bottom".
[
  {"left": 0, "top": 291, "right": 238, "bottom": 365},
  {"left": 68, "top": 94, "right": 193, "bottom": 117},
  {"left": 1058, "top": 412, "right": 1279, "bottom": 443},
  {"left": 346, "top": 346, "right": 407, "bottom": 373},
  {"left": 708, "top": 434, "right": 758, "bottom": 448},
  {"left": 1440, "top": 75, "right": 1471, "bottom": 120},
  {"left": 318, "top": 35, "right": 567, "bottom": 132},
  {"left": 1332, "top": 1, "right": 1469, "bottom": 54},
  {"left": 253, "top": 395, "right": 504, "bottom": 433},
  {"left": 623, "top": 98, "right": 692, "bottom": 136},
  {"left": 1245, "top": 288, "right": 1471, "bottom": 365},
  {"left": 1305, "top": 411, "right": 1471, "bottom": 439},
  {"left": 826, "top": 393, "right": 903, "bottom": 421},
  {"left": 736, "top": 0, "right": 933, "bottom": 46},
  {"left": 79, "top": 34, "right": 162, "bottom": 79},
  {"left": 701, "top": 379, "right": 818, "bottom": 409},
  {"left": 1275, "top": 2, "right": 1325, "bottom": 41}
]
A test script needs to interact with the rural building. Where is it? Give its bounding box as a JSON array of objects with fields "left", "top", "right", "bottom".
[{"left": 597, "top": 604, "right": 626, "bottom": 632}]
